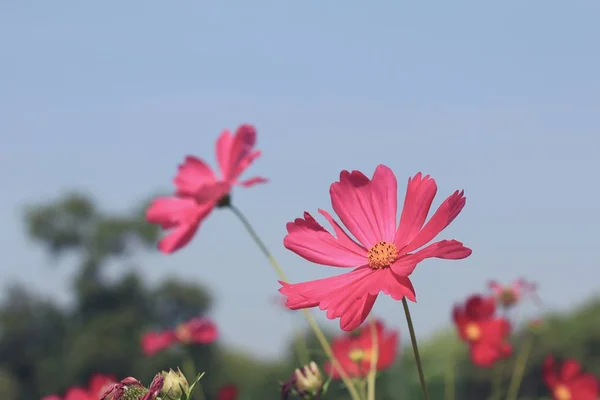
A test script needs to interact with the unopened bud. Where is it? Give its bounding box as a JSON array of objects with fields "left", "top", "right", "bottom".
[
  {"left": 160, "top": 368, "right": 189, "bottom": 400},
  {"left": 294, "top": 362, "right": 323, "bottom": 396}
]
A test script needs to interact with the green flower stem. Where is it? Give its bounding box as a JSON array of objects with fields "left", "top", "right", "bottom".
[
  {"left": 366, "top": 317, "right": 379, "bottom": 400},
  {"left": 505, "top": 334, "right": 535, "bottom": 400},
  {"left": 228, "top": 204, "right": 362, "bottom": 400},
  {"left": 445, "top": 357, "right": 455, "bottom": 400},
  {"left": 182, "top": 352, "right": 206, "bottom": 400},
  {"left": 488, "top": 361, "right": 504, "bottom": 400},
  {"left": 402, "top": 297, "right": 429, "bottom": 400}
]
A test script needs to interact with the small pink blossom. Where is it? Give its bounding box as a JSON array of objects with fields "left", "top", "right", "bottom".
[
  {"left": 141, "top": 317, "right": 218, "bottom": 356},
  {"left": 279, "top": 165, "right": 472, "bottom": 331},
  {"left": 146, "top": 124, "right": 267, "bottom": 254},
  {"left": 488, "top": 278, "right": 537, "bottom": 308}
]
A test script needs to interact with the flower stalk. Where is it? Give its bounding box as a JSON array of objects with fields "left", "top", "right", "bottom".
[
  {"left": 229, "top": 204, "right": 362, "bottom": 400},
  {"left": 402, "top": 297, "right": 429, "bottom": 400}
]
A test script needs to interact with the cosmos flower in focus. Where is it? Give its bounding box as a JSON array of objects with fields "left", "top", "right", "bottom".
[
  {"left": 488, "top": 278, "right": 537, "bottom": 308},
  {"left": 146, "top": 124, "right": 267, "bottom": 254},
  {"left": 280, "top": 165, "right": 472, "bottom": 331},
  {"left": 216, "top": 384, "right": 238, "bottom": 400},
  {"left": 453, "top": 294, "right": 512, "bottom": 367},
  {"left": 142, "top": 317, "right": 218, "bottom": 356},
  {"left": 324, "top": 319, "right": 398, "bottom": 379},
  {"left": 543, "top": 355, "right": 599, "bottom": 400},
  {"left": 43, "top": 373, "right": 117, "bottom": 400}
]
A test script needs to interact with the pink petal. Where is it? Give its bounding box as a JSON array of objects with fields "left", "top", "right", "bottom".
[
  {"left": 141, "top": 331, "right": 177, "bottom": 356},
  {"left": 146, "top": 197, "right": 214, "bottom": 254},
  {"left": 283, "top": 211, "right": 368, "bottom": 268},
  {"left": 216, "top": 129, "right": 234, "bottom": 179},
  {"left": 187, "top": 318, "right": 219, "bottom": 344},
  {"left": 231, "top": 149, "right": 262, "bottom": 181},
  {"left": 330, "top": 165, "right": 398, "bottom": 248},
  {"left": 223, "top": 124, "right": 259, "bottom": 181},
  {"left": 41, "top": 396, "right": 62, "bottom": 400},
  {"left": 488, "top": 280, "right": 503, "bottom": 295},
  {"left": 402, "top": 190, "right": 467, "bottom": 253},
  {"left": 390, "top": 240, "right": 471, "bottom": 276},
  {"left": 279, "top": 266, "right": 415, "bottom": 331},
  {"left": 63, "top": 388, "right": 88, "bottom": 400},
  {"left": 173, "top": 156, "right": 217, "bottom": 197},
  {"left": 394, "top": 172, "right": 438, "bottom": 248},
  {"left": 237, "top": 176, "right": 269, "bottom": 187}
]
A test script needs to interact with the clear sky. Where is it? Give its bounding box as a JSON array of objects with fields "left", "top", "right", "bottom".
[{"left": 1, "top": 1, "right": 599, "bottom": 360}]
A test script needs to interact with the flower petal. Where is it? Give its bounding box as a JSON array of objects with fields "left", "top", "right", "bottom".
[
  {"left": 187, "top": 318, "right": 219, "bottom": 344},
  {"left": 173, "top": 156, "right": 217, "bottom": 197},
  {"left": 283, "top": 211, "right": 367, "bottom": 268},
  {"left": 279, "top": 266, "right": 414, "bottom": 331},
  {"left": 146, "top": 197, "right": 214, "bottom": 253},
  {"left": 330, "top": 165, "right": 398, "bottom": 247},
  {"left": 238, "top": 176, "right": 269, "bottom": 187},
  {"left": 390, "top": 240, "right": 471, "bottom": 276},
  {"left": 141, "top": 331, "right": 177, "bottom": 356},
  {"left": 402, "top": 190, "right": 467, "bottom": 253},
  {"left": 218, "top": 124, "right": 260, "bottom": 182},
  {"left": 394, "top": 172, "right": 438, "bottom": 248},
  {"left": 216, "top": 129, "right": 234, "bottom": 179}
]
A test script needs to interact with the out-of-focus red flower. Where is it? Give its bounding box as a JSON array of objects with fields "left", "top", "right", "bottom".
[
  {"left": 43, "top": 373, "right": 117, "bottom": 400},
  {"left": 488, "top": 278, "right": 537, "bottom": 308},
  {"left": 216, "top": 384, "right": 238, "bottom": 400},
  {"left": 142, "top": 317, "right": 218, "bottom": 356},
  {"left": 279, "top": 166, "right": 472, "bottom": 331},
  {"left": 453, "top": 294, "right": 512, "bottom": 367},
  {"left": 323, "top": 319, "right": 398, "bottom": 379},
  {"left": 543, "top": 355, "right": 599, "bottom": 400},
  {"left": 146, "top": 124, "right": 267, "bottom": 254}
]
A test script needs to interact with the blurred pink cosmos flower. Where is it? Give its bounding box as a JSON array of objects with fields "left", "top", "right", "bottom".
[
  {"left": 141, "top": 317, "right": 218, "bottom": 356},
  {"left": 43, "top": 373, "right": 116, "bottom": 400},
  {"left": 146, "top": 124, "right": 267, "bottom": 254},
  {"left": 488, "top": 278, "right": 537, "bottom": 308},
  {"left": 279, "top": 165, "right": 472, "bottom": 331}
]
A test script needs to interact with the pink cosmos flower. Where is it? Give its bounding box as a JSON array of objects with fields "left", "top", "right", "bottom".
[
  {"left": 141, "top": 317, "right": 218, "bottom": 356},
  {"left": 279, "top": 165, "right": 472, "bottom": 331},
  {"left": 146, "top": 124, "right": 267, "bottom": 254},
  {"left": 43, "top": 374, "right": 117, "bottom": 400},
  {"left": 488, "top": 278, "right": 537, "bottom": 308}
]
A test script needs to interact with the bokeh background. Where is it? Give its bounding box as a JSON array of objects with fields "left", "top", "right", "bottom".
[{"left": 1, "top": 1, "right": 598, "bottom": 399}]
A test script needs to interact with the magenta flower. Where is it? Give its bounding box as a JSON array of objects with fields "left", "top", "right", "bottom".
[
  {"left": 146, "top": 124, "right": 267, "bottom": 254},
  {"left": 279, "top": 165, "right": 472, "bottom": 331},
  {"left": 488, "top": 278, "right": 537, "bottom": 308}
]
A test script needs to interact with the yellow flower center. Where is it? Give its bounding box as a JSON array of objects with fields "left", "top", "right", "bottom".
[
  {"left": 367, "top": 241, "right": 399, "bottom": 269},
  {"left": 500, "top": 289, "right": 517, "bottom": 306},
  {"left": 465, "top": 323, "right": 481, "bottom": 341},
  {"left": 175, "top": 324, "right": 191, "bottom": 343},
  {"left": 554, "top": 385, "right": 571, "bottom": 400},
  {"left": 348, "top": 348, "right": 372, "bottom": 363}
]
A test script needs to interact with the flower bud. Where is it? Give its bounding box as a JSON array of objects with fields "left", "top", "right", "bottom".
[
  {"left": 160, "top": 368, "right": 189, "bottom": 400},
  {"left": 295, "top": 362, "right": 322, "bottom": 395},
  {"left": 281, "top": 361, "right": 323, "bottom": 399}
]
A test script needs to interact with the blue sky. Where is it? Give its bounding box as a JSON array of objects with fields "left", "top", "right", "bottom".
[{"left": 1, "top": 1, "right": 599, "bottom": 360}]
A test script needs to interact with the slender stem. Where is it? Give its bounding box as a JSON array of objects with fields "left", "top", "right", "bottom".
[
  {"left": 228, "top": 204, "right": 362, "bottom": 400},
  {"left": 488, "top": 361, "right": 503, "bottom": 400},
  {"left": 367, "top": 317, "right": 378, "bottom": 400},
  {"left": 182, "top": 353, "right": 205, "bottom": 400},
  {"left": 444, "top": 357, "right": 455, "bottom": 400},
  {"left": 401, "top": 297, "right": 429, "bottom": 400},
  {"left": 505, "top": 334, "right": 534, "bottom": 400}
]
